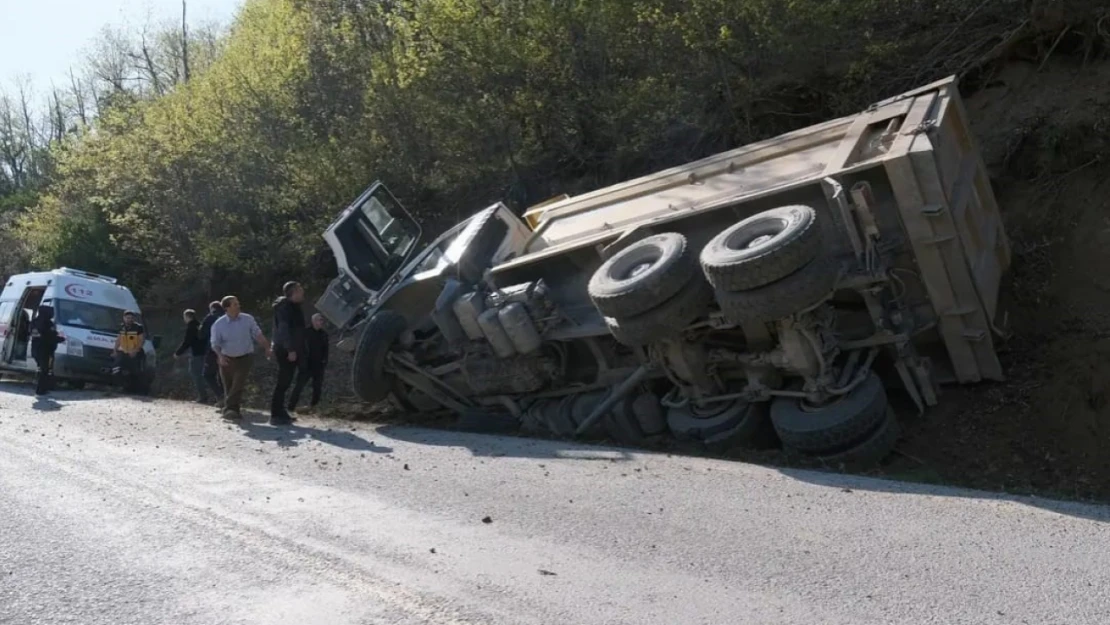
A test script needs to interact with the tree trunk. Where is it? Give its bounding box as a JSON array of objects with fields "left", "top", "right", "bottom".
[{"left": 182, "top": 0, "right": 191, "bottom": 83}]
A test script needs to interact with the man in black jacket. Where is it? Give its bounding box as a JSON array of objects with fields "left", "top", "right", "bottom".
[
  {"left": 199, "top": 301, "right": 225, "bottom": 407},
  {"left": 30, "top": 305, "right": 61, "bottom": 396},
  {"left": 289, "top": 313, "right": 329, "bottom": 413},
  {"left": 270, "top": 281, "right": 306, "bottom": 426},
  {"left": 174, "top": 309, "right": 210, "bottom": 403}
]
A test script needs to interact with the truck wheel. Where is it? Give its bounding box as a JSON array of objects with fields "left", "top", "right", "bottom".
[
  {"left": 770, "top": 373, "right": 889, "bottom": 454},
  {"left": 605, "top": 278, "right": 712, "bottom": 346},
  {"left": 351, "top": 311, "right": 408, "bottom": 404},
  {"left": 700, "top": 205, "right": 820, "bottom": 291},
  {"left": 455, "top": 408, "right": 519, "bottom": 434},
  {"left": 589, "top": 233, "right": 696, "bottom": 318},
  {"left": 715, "top": 254, "right": 838, "bottom": 324},
  {"left": 814, "top": 407, "right": 901, "bottom": 468},
  {"left": 667, "top": 398, "right": 767, "bottom": 445},
  {"left": 604, "top": 397, "right": 648, "bottom": 446},
  {"left": 630, "top": 392, "right": 667, "bottom": 436},
  {"left": 567, "top": 390, "right": 613, "bottom": 439},
  {"left": 391, "top": 380, "right": 441, "bottom": 415}
]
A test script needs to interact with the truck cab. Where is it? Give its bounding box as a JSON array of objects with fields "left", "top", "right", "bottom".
[{"left": 316, "top": 181, "right": 533, "bottom": 332}]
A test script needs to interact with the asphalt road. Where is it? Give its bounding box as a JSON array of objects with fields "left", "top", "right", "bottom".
[{"left": 1, "top": 381, "right": 1108, "bottom": 625}]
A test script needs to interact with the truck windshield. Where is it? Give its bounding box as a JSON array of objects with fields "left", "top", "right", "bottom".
[
  {"left": 55, "top": 299, "right": 137, "bottom": 334},
  {"left": 332, "top": 188, "right": 420, "bottom": 291}
]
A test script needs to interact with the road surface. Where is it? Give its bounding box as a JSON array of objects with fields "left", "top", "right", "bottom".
[{"left": 1, "top": 381, "right": 1108, "bottom": 625}]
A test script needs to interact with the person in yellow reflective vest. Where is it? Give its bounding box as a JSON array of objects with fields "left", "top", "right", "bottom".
[{"left": 112, "top": 310, "right": 146, "bottom": 386}]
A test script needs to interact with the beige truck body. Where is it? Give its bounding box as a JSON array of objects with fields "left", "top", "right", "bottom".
[{"left": 499, "top": 75, "right": 1010, "bottom": 384}]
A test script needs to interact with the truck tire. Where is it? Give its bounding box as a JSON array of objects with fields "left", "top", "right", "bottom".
[
  {"left": 604, "top": 278, "right": 713, "bottom": 346},
  {"left": 715, "top": 254, "right": 838, "bottom": 324},
  {"left": 543, "top": 396, "right": 579, "bottom": 437},
  {"left": 589, "top": 233, "right": 695, "bottom": 318},
  {"left": 631, "top": 392, "right": 667, "bottom": 436},
  {"left": 351, "top": 311, "right": 408, "bottom": 404},
  {"left": 770, "top": 373, "right": 889, "bottom": 454},
  {"left": 814, "top": 407, "right": 901, "bottom": 468},
  {"left": 667, "top": 398, "right": 767, "bottom": 444},
  {"left": 391, "top": 380, "right": 441, "bottom": 415},
  {"left": 700, "top": 205, "right": 821, "bottom": 291},
  {"left": 455, "top": 408, "right": 519, "bottom": 434},
  {"left": 604, "top": 397, "right": 648, "bottom": 446}
]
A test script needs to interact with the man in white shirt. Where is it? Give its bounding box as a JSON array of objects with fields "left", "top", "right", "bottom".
[{"left": 210, "top": 295, "right": 272, "bottom": 420}]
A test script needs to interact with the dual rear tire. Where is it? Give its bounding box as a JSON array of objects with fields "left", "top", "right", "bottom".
[
  {"left": 700, "top": 205, "right": 838, "bottom": 324},
  {"left": 588, "top": 233, "right": 712, "bottom": 346},
  {"left": 770, "top": 373, "right": 899, "bottom": 466},
  {"left": 586, "top": 205, "right": 839, "bottom": 344}
]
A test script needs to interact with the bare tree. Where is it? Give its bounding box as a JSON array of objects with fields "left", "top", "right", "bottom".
[
  {"left": 182, "top": 1, "right": 191, "bottom": 83},
  {"left": 0, "top": 91, "right": 28, "bottom": 189},
  {"left": 132, "top": 26, "right": 166, "bottom": 96},
  {"left": 88, "top": 25, "right": 135, "bottom": 95},
  {"left": 68, "top": 68, "right": 89, "bottom": 126}
]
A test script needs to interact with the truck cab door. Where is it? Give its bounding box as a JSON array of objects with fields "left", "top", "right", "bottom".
[{"left": 318, "top": 181, "right": 422, "bottom": 329}]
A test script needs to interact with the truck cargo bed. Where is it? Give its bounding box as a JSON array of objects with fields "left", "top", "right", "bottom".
[{"left": 495, "top": 75, "right": 1011, "bottom": 384}]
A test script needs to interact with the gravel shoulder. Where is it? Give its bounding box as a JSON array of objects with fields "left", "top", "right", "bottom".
[{"left": 1, "top": 381, "right": 1109, "bottom": 625}]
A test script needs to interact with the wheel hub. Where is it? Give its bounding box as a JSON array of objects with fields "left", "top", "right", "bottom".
[
  {"left": 625, "top": 261, "right": 654, "bottom": 279},
  {"left": 798, "top": 393, "right": 844, "bottom": 413},
  {"left": 747, "top": 234, "right": 774, "bottom": 249},
  {"left": 689, "top": 399, "right": 740, "bottom": 419},
  {"left": 725, "top": 216, "right": 787, "bottom": 251}
]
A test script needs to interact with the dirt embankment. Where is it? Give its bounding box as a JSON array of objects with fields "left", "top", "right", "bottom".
[
  {"left": 148, "top": 58, "right": 1110, "bottom": 502},
  {"left": 893, "top": 59, "right": 1110, "bottom": 499}
]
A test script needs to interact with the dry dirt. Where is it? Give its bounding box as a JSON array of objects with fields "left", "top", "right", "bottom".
[
  {"left": 888, "top": 58, "right": 1110, "bottom": 500},
  {"left": 146, "top": 58, "right": 1110, "bottom": 502}
]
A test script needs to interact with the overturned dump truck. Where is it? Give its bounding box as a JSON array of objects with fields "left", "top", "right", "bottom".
[{"left": 316, "top": 75, "right": 1011, "bottom": 466}]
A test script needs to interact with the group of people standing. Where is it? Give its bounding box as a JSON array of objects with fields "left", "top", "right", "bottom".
[
  {"left": 174, "top": 281, "right": 329, "bottom": 426},
  {"left": 29, "top": 306, "right": 149, "bottom": 396}
]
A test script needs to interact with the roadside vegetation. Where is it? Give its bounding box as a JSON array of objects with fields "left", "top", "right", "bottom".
[{"left": 1, "top": 0, "right": 1103, "bottom": 308}]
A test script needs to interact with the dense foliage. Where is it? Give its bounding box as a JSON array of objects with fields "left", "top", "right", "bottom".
[{"left": 1, "top": 0, "right": 1104, "bottom": 306}]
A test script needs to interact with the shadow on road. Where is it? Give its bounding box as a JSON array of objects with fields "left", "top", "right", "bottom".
[
  {"left": 378, "top": 420, "right": 1107, "bottom": 522},
  {"left": 237, "top": 412, "right": 393, "bottom": 453},
  {"left": 0, "top": 380, "right": 152, "bottom": 404},
  {"left": 31, "top": 396, "right": 62, "bottom": 412},
  {"left": 376, "top": 424, "right": 634, "bottom": 462},
  {"left": 777, "top": 466, "right": 1110, "bottom": 524}
]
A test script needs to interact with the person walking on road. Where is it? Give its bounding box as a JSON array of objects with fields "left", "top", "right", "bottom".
[
  {"left": 270, "top": 281, "right": 306, "bottom": 426},
  {"left": 209, "top": 295, "right": 271, "bottom": 421},
  {"left": 199, "top": 301, "right": 225, "bottom": 406},
  {"left": 174, "top": 309, "right": 210, "bottom": 404},
  {"left": 289, "top": 313, "right": 329, "bottom": 414},
  {"left": 30, "top": 305, "right": 62, "bottom": 396}
]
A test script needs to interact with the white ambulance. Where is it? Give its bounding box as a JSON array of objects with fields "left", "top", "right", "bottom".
[{"left": 0, "top": 267, "right": 160, "bottom": 391}]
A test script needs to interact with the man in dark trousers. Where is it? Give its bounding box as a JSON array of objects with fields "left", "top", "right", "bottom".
[
  {"left": 210, "top": 295, "right": 271, "bottom": 421},
  {"left": 199, "top": 301, "right": 225, "bottom": 407},
  {"left": 174, "top": 309, "right": 210, "bottom": 403},
  {"left": 30, "top": 305, "right": 61, "bottom": 396},
  {"left": 289, "top": 313, "right": 328, "bottom": 413},
  {"left": 270, "top": 281, "right": 306, "bottom": 426}
]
